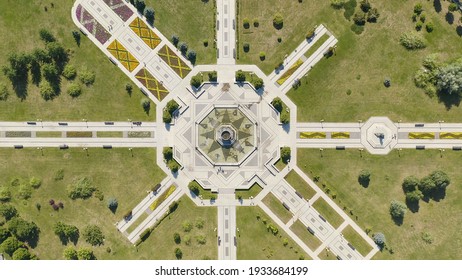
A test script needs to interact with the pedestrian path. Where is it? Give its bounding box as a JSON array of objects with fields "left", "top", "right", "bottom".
[{"left": 216, "top": 0, "right": 236, "bottom": 65}]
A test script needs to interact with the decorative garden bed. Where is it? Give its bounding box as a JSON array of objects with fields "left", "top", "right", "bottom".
[
  {"left": 76, "top": 4, "right": 111, "bottom": 44},
  {"left": 102, "top": 0, "right": 134, "bottom": 22},
  {"left": 135, "top": 68, "right": 169, "bottom": 101},
  {"left": 157, "top": 45, "right": 191, "bottom": 78},
  {"left": 331, "top": 132, "right": 350, "bottom": 139},
  {"left": 299, "top": 132, "right": 326, "bottom": 139},
  {"left": 408, "top": 132, "right": 435, "bottom": 139},
  {"left": 130, "top": 18, "right": 161, "bottom": 49},
  {"left": 5, "top": 131, "right": 31, "bottom": 137}
]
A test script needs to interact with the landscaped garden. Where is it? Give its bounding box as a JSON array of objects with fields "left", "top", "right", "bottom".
[
  {"left": 135, "top": 68, "right": 169, "bottom": 101},
  {"left": 157, "top": 45, "right": 191, "bottom": 78},
  {"left": 130, "top": 17, "right": 162, "bottom": 50},
  {"left": 107, "top": 40, "right": 140, "bottom": 72}
]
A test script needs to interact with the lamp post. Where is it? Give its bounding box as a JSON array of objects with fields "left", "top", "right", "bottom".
[
  {"left": 83, "top": 147, "right": 88, "bottom": 156},
  {"left": 319, "top": 148, "right": 323, "bottom": 158},
  {"left": 398, "top": 120, "right": 402, "bottom": 129},
  {"left": 438, "top": 120, "right": 444, "bottom": 130},
  {"left": 82, "top": 118, "right": 88, "bottom": 128},
  {"left": 129, "top": 147, "right": 133, "bottom": 157},
  {"left": 358, "top": 148, "right": 364, "bottom": 158},
  {"left": 37, "top": 147, "right": 43, "bottom": 156},
  {"left": 358, "top": 119, "right": 362, "bottom": 128},
  {"left": 128, "top": 119, "right": 132, "bottom": 128},
  {"left": 439, "top": 148, "right": 445, "bottom": 158},
  {"left": 37, "top": 118, "right": 43, "bottom": 128},
  {"left": 320, "top": 119, "right": 324, "bottom": 129},
  {"left": 398, "top": 148, "right": 402, "bottom": 157}
]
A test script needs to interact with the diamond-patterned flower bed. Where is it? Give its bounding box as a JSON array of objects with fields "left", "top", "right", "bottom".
[
  {"left": 129, "top": 18, "right": 161, "bottom": 49},
  {"left": 76, "top": 4, "right": 111, "bottom": 44},
  {"left": 107, "top": 40, "right": 140, "bottom": 72},
  {"left": 102, "top": 0, "right": 134, "bottom": 22},
  {"left": 135, "top": 68, "right": 169, "bottom": 101},
  {"left": 157, "top": 45, "right": 191, "bottom": 78}
]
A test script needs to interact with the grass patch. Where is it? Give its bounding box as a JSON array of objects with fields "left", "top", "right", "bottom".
[
  {"left": 408, "top": 132, "right": 435, "bottom": 139},
  {"left": 0, "top": 148, "right": 166, "bottom": 259},
  {"left": 300, "top": 132, "right": 326, "bottom": 139},
  {"left": 126, "top": 212, "right": 148, "bottom": 234},
  {"left": 189, "top": 181, "right": 217, "bottom": 200},
  {"left": 66, "top": 131, "right": 92, "bottom": 138},
  {"left": 298, "top": 148, "right": 462, "bottom": 259},
  {"left": 274, "top": 158, "right": 287, "bottom": 171},
  {"left": 318, "top": 249, "right": 337, "bottom": 260},
  {"left": 331, "top": 132, "right": 350, "bottom": 139},
  {"left": 149, "top": 185, "right": 176, "bottom": 211},
  {"left": 312, "top": 198, "right": 344, "bottom": 229},
  {"left": 128, "top": 131, "right": 151, "bottom": 138},
  {"left": 290, "top": 219, "right": 322, "bottom": 251},
  {"left": 304, "top": 33, "right": 330, "bottom": 58},
  {"left": 0, "top": 0, "right": 154, "bottom": 121},
  {"left": 36, "top": 131, "right": 62, "bottom": 138},
  {"left": 97, "top": 131, "right": 123, "bottom": 138},
  {"left": 341, "top": 225, "right": 373, "bottom": 256},
  {"left": 136, "top": 195, "right": 218, "bottom": 260},
  {"left": 262, "top": 193, "right": 293, "bottom": 224},
  {"left": 285, "top": 170, "right": 316, "bottom": 200},
  {"left": 236, "top": 206, "right": 309, "bottom": 260},
  {"left": 235, "top": 183, "right": 262, "bottom": 200}
]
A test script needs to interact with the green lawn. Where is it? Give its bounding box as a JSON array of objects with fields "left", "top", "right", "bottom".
[
  {"left": 235, "top": 183, "right": 262, "bottom": 199},
  {"left": 341, "top": 225, "right": 373, "bottom": 257},
  {"left": 290, "top": 219, "right": 322, "bottom": 251},
  {"left": 312, "top": 198, "right": 344, "bottom": 229},
  {"left": 0, "top": 0, "right": 153, "bottom": 121},
  {"left": 298, "top": 148, "right": 462, "bottom": 260},
  {"left": 97, "top": 131, "right": 123, "bottom": 138},
  {"left": 274, "top": 158, "right": 287, "bottom": 171},
  {"left": 287, "top": 0, "right": 462, "bottom": 122},
  {"left": 136, "top": 195, "right": 218, "bottom": 260},
  {"left": 318, "top": 249, "right": 337, "bottom": 260},
  {"left": 236, "top": 206, "right": 309, "bottom": 260},
  {"left": 146, "top": 0, "right": 216, "bottom": 65},
  {"left": 0, "top": 148, "right": 165, "bottom": 260},
  {"left": 262, "top": 193, "right": 293, "bottom": 224},
  {"left": 36, "top": 131, "right": 62, "bottom": 137},
  {"left": 126, "top": 212, "right": 148, "bottom": 234},
  {"left": 303, "top": 33, "right": 330, "bottom": 58},
  {"left": 285, "top": 170, "right": 317, "bottom": 200}
]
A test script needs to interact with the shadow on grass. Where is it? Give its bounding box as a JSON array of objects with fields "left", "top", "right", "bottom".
[
  {"left": 445, "top": 12, "right": 454, "bottom": 25},
  {"left": 358, "top": 178, "right": 370, "bottom": 188},
  {"left": 437, "top": 90, "right": 461, "bottom": 109},
  {"left": 405, "top": 199, "right": 420, "bottom": 213},
  {"left": 433, "top": 0, "right": 442, "bottom": 13},
  {"left": 456, "top": 26, "right": 462, "bottom": 37},
  {"left": 391, "top": 215, "right": 404, "bottom": 226}
]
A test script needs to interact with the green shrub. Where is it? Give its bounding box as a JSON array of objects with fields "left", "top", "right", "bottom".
[
  {"left": 79, "top": 68, "right": 96, "bottom": 86},
  {"left": 235, "top": 70, "right": 246, "bottom": 82},
  {"left": 253, "top": 18, "right": 259, "bottom": 27},
  {"left": 448, "top": 3, "right": 458, "bottom": 12},
  {"left": 18, "top": 184, "right": 32, "bottom": 200},
  {"left": 0, "top": 82, "right": 9, "bottom": 101},
  {"left": 139, "top": 228, "right": 152, "bottom": 242},
  {"left": 63, "top": 246, "right": 78, "bottom": 260},
  {"left": 182, "top": 221, "right": 193, "bottom": 232},
  {"left": 173, "top": 232, "right": 181, "bottom": 244},
  {"left": 82, "top": 225, "right": 104, "bottom": 246},
  {"left": 77, "top": 248, "right": 95, "bottom": 260},
  {"left": 196, "top": 235, "right": 206, "bottom": 245},
  {"left": 252, "top": 77, "right": 264, "bottom": 90},
  {"left": 273, "top": 13, "right": 284, "bottom": 29},
  {"left": 163, "top": 147, "right": 173, "bottom": 161},
  {"left": 208, "top": 71, "right": 217, "bottom": 82},
  {"left": 425, "top": 22, "right": 434, "bottom": 33},
  {"left": 271, "top": 97, "right": 283, "bottom": 112},
  {"left": 190, "top": 75, "right": 202, "bottom": 88},
  {"left": 353, "top": 11, "right": 366, "bottom": 26},
  {"left": 243, "top": 18, "right": 250, "bottom": 29},
  {"left": 62, "top": 64, "right": 77, "bottom": 79},
  {"left": 67, "top": 177, "right": 97, "bottom": 200},
  {"left": 414, "top": 3, "right": 423, "bottom": 15},
  {"left": 54, "top": 169, "right": 64, "bottom": 181},
  {"left": 168, "top": 160, "right": 180, "bottom": 173},
  {"left": 67, "top": 82, "right": 82, "bottom": 97},
  {"left": 188, "top": 181, "right": 200, "bottom": 196},
  {"left": 175, "top": 247, "right": 182, "bottom": 259},
  {"left": 0, "top": 236, "right": 22, "bottom": 256},
  {"left": 29, "top": 177, "right": 42, "bottom": 189},
  {"left": 259, "top": 52, "right": 266, "bottom": 61},
  {"left": 12, "top": 247, "right": 31, "bottom": 260},
  {"left": 419, "top": 13, "right": 426, "bottom": 23},
  {"left": 0, "top": 186, "right": 12, "bottom": 202},
  {"left": 399, "top": 32, "right": 426, "bottom": 50},
  {"left": 281, "top": 146, "right": 291, "bottom": 164},
  {"left": 415, "top": 21, "right": 423, "bottom": 31},
  {"left": 243, "top": 43, "right": 250, "bottom": 52},
  {"left": 39, "top": 80, "right": 56, "bottom": 101},
  {"left": 0, "top": 204, "right": 18, "bottom": 221},
  {"left": 107, "top": 197, "right": 118, "bottom": 211},
  {"left": 195, "top": 218, "right": 205, "bottom": 229}
]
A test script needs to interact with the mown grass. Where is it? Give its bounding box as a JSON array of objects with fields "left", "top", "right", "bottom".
[
  {"left": 298, "top": 148, "right": 462, "bottom": 259},
  {"left": 235, "top": 183, "right": 262, "bottom": 199},
  {"left": 312, "top": 197, "right": 344, "bottom": 229},
  {"left": 262, "top": 193, "right": 293, "bottom": 224},
  {"left": 285, "top": 170, "right": 317, "bottom": 200},
  {"left": 290, "top": 219, "right": 322, "bottom": 251},
  {"left": 96, "top": 131, "right": 123, "bottom": 138},
  {"left": 341, "top": 225, "right": 373, "bottom": 257},
  {"left": 36, "top": 131, "right": 62, "bottom": 137},
  {"left": 236, "top": 206, "right": 309, "bottom": 260},
  {"left": 0, "top": 0, "right": 154, "bottom": 121}
]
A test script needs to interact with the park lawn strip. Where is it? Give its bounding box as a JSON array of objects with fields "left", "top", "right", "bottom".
[
  {"left": 341, "top": 225, "right": 373, "bottom": 257},
  {"left": 145, "top": 0, "right": 215, "bottom": 65},
  {"left": 236, "top": 206, "right": 310, "bottom": 260},
  {"left": 136, "top": 195, "right": 218, "bottom": 260},
  {"left": 285, "top": 170, "right": 316, "bottom": 200},
  {"left": 303, "top": 33, "right": 330, "bottom": 59},
  {"left": 290, "top": 219, "right": 322, "bottom": 251},
  {"left": 287, "top": 1, "right": 462, "bottom": 123},
  {"left": 66, "top": 131, "right": 92, "bottom": 138},
  {"left": 0, "top": 1, "right": 154, "bottom": 121},
  {"left": 0, "top": 148, "right": 166, "bottom": 259},
  {"left": 235, "top": 183, "right": 262, "bottom": 200},
  {"left": 312, "top": 198, "right": 344, "bottom": 229},
  {"left": 149, "top": 185, "right": 176, "bottom": 211},
  {"left": 318, "top": 249, "right": 337, "bottom": 260},
  {"left": 36, "top": 131, "right": 62, "bottom": 137},
  {"left": 262, "top": 193, "right": 293, "bottom": 224},
  {"left": 96, "top": 131, "right": 123, "bottom": 138},
  {"left": 126, "top": 212, "right": 148, "bottom": 234},
  {"left": 298, "top": 148, "right": 462, "bottom": 260}
]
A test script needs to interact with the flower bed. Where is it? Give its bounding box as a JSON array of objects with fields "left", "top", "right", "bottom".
[
  {"left": 107, "top": 40, "right": 140, "bottom": 72},
  {"left": 135, "top": 68, "right": 169, "bottom": 101},
  {"left": 128, "top": 131, "right": 151, "bottom": 138},
  {"left": 149, "top": 185, "right": 176, "bottom": 212},
  {"left": 408, "top": 132, "right": 435, "bottom": 139},
  {"left": 440, "top": 132, "right": 462, "bottom": 139},
  {"left": 130, "top": 18, "right": 161, "bottom": 49},
  {"left": 76, "top": 4, "right": 111, "bottom": 44},
  {"left": 331, "top": 132, "right": 350, "bottom": 139},
  {"left": 157, "top": 45, "right": 191, "bottom": 78},
  {"left": 102, "top": 0, "right": 134, "bottom": 22},
  {"left": 5, "top": 131, "right": 31, "bottom": 137},
  {"left": 66, "top": 131, "right": 93, "bottom": 138},
  {"left": 299, "top": 132, "right": 326, "bottom": 139},
  {"left": 277, "top": 59, "right": 304, "bottom": 85}
]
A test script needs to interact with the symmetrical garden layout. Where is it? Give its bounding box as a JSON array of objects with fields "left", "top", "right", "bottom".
[{"left": 2, "top": 0, "right": 462, "bottom": 260}]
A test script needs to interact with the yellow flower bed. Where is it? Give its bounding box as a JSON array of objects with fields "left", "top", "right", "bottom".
[
  {"left": 408, "top": 132, "right": 435, "bottom": 139},
  {"left": 149, "top": 185, "right": 176, "bottom": 211},
  {"left": 107, "top": 40, "right": 140, "bottom": 72},
  {"left": 300, "top": 132, "right": 326, "bottom": 139},
  {"left": 440, "top": 132, "right": 462, "bottom": 139},
  {"left": 129, "top": 18, "right": 161, "bottom": 49},
  {"left": 331, "top": 132, "right": 350, "bottom": 139},
  {"left": 277, "top": 59, "right": 304, "bottom": 85}
]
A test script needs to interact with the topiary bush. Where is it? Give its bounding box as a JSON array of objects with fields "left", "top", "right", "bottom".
[
  {"left": 425, "top": 22, "right": 434, "bottom": 33},
  {"left": 67, "top": 82, "right": 82, "bottom": 98},
  {"left": 281, "top": 146, "right": 291, "bottom": 163},
  {"left": 243, "top": 43, "right": 250, "bottom": 52},
  {"left": 273, "top": 13, "right": 284, "bottom": 29},
  {"left": 62, "top": 64, "right": 77, "bottom": 80}
]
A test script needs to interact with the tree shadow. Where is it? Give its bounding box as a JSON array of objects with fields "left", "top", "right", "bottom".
[
  {"left": 282, "top": 122, "right": 290, "bottom": 133},
  {"left": 30, "top": 62, "right": 41, "bottom": 86},
  {"left": 433, "top": 0, "right": 442, "bottom": 13},
  {"left": 25, "top": 234, "right": 39, "bottom": 248},
  {"left": 445, "top": 12, "right": 454, "bottom": 25},
  {"left": 437, "top": 90, "right": 461, "bottom": 109},
  {"left": 12, "top": 79, "right": 28, "bottom": 100},
  {"left": 109, "top": 205, "right": 118, "bottom": 214},
  {"left": 405, "top": 199, "right": 420, "bottom": 213},
  {"left": 391, "top": 215, "right": 404, "bottom": 226},
  {"left": 358, "top": 177, "right": 370, "bottom": 188},
  {"left": 456, "top": 26, "right": 462, "bottom": 37},
  {"left": 430, "top": 188, "right": 447, "bottom": 202}
]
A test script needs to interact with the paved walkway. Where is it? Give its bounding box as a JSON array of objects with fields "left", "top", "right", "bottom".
[{"left": 216, "top": 0, "right": 236, "bottom": 65}]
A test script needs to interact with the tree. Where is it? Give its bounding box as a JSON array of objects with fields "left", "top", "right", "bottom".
[
  {"left": 406, "top": 190, "right": 423, "bottom": 203},
  {"left": 42, "top": 63, "right": 59, "bottom": 82},
  {"left": 46, "top": 42, "right": 68, "bottom": 66},
  {"left": 18, "top": 184, "right": 32, "bottom": 200},
  {"left": 271, "top": 97, "right": 283, "bottom": 112},
  {"left": 39, "top": 80, "right": 56, "bottom": 100},
  {"left": 373, "top": 232, "right": 386, "bottom": 248},
  {"left": 281, "top": 146, "right": 291, "bottom": 164},
  {"left": 145, "top": 7, "right": 155, "bottom": 25},
  {"left": 135, "top": 0, "right": 146, "bottom": 14},
  {"left": 174, "top": 247, "right": 183, "bottom": 259},
  {"left": 0, "top": 236, "right": 22, "bottom": 256},
  {"left": 367, "top": 8, "right": 380, "bottom": 23},
  {"left": 208, "top": 71, "right": 217, "bottom": 82},
  {"left": 7, "top": 218, "right": 40, "bottom": 242},
  {"left": 360, "top": 0, "right": 371, "bottom": 12},
  {"left": 243, "top": 43, "right": 250, "bottom": 52},
  {"left": 166, "top": 100, "right": 179, "bottom": 115},
  {"left": 429, "top": 170, "right": 450, "bottom": 191},
  {"left": 399, "top": 32, "right": 426, "bottom": 50},
  {"left": 419, "top": 175, "right": 436, "bottom": 195},
  {"left": 0, "top": 228, "right": 11, "bottom": 244},
  {"left": 29, "top": 177, "right": 42, "bottom": 189},
  {"left": 77, "top": 248, "right": 96, "bottom": 260},
  {"left": 125, "top": 83, "right": 133, "bottom": 95},
  {"left": 402, "top": 175, "right": 419, "bottom": 193},
  {"left": 448, "top": 3, "right": 458, "bottom": 12},
  {"left": 252, "top": 77, "right": 264, "bottom": 90},
  {"left": 187, "top": 50, "right": 197, "bottom": 64},
  {"left": 173, "top": 232, "right": 181, "bottom": 244},
  {"left": 39, "top": 29, "right": 56, "bottom": 43},
  {"left": 63, "top": 246, "right": 78, "bottom": 260},
  {"left": 259, "top": 51, "right": 266, "bottom": 61},
  {"left": 0, "top": 186, "right": 11, "bottom": 202},
  {"left": 53, "top": 222, "right": 79, "bottom": 244},
  {"left": 389, "top": 200, "right": 407, "bottom": 220},
  {"left": 179, "top": 42, "right": 188, "bottom": 54},
  {"left": 353, "top": 12, "right": 367, "bottom": 26},
  {"left": 62, "top": 64, "right": 77, "bottom": 80},
  {"left": 67, "top": 177, "right": 97, "bottom": 199},
  {"left": 0, "top": 82, "right": 9, "bottom": 101},
  {"left": 190, "top": 75, "right": 202, "bottom": 88},
  {"left": 358, "top": 170, "right": 371, "bottom": 187},
  {"left": 188, "top": 181, "right": 200, "bottom": 196},
  {"left": 171, "top": 34, "right": 179, "bottom": 46},
  {"left": 79, "top": 68, "right": 96, "bottom": 86},
  {"left": 141, "top": 98, "right": 150, "bottom": 113},
  {"left": 414, "top": 3, "right": 423, "bottom": 15},
  {"left": 67, "top": 82, "right": 82, "bottom": 98},
  {"left": 425, "top": 22, "right": 434, "bottom": 33},
  {"left": 12, "top": 248, "right": 31, "bottom": 260},
  {"left": 72, "top": 30, "right": 81, "bottom": 46},
  {"left": 273, "top": 13, "right": 284, "bottom": 29},
  {"left": 163, "top": 147, "right": 173, "bottom": 161},
  {"left": 0, "top": 204, "right": 18, "bottom": 221},
  {"left": 235, "top": 70, "right": 246, "bottom": 82},
  {"left": 436, "top": 61, "right": 462, "bottom": 96},
  {"left": 107, "top": 197, "right": 118, "bottom": 211},
  {"left": 82, "top": 225, "right": 104, "bottom": 246},
  {"left": 168, "top": 160, "right": 180, "bottom": 173},
  {"left": 243, "top": 18, "right": 250, "bottom": 29}
]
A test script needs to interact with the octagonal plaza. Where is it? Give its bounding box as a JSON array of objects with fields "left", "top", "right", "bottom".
[
  {"left": 172, "top": 82, "right": 282, "bottom": 191},
  {"left": 360, "top": 117, "right": 398, "bottom": 155}
]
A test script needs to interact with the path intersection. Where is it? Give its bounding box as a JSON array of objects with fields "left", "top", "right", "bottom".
[{"left": 2, "top": 0, "right": 462, "bottom": 260}]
